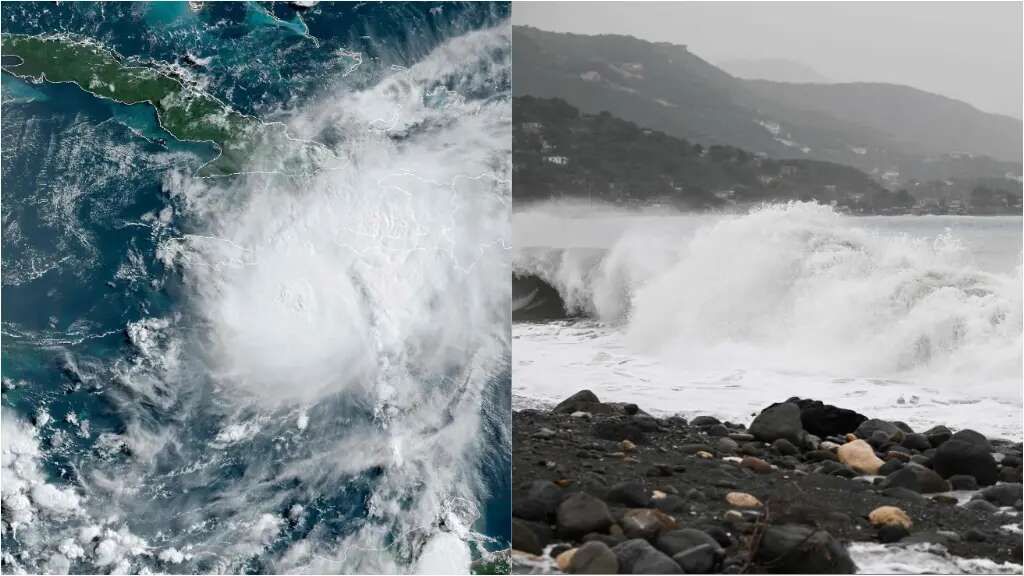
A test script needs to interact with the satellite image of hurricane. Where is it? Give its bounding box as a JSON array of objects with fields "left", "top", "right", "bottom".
[{"left": 0, "top": 2, "right": 511, "bottom": 574}]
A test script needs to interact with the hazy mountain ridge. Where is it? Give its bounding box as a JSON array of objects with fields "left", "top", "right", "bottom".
[
  {"left": 719, "top": 57, "right": 831, "bottom": 83},
  {"left": 512, "top": 25, "right": 1022, "bottom": 186},
  {"left": 514, "top": 95, "right": 892, "bottom": 210}
]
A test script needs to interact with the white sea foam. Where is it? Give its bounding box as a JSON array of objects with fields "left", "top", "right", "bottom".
[{"left": 513, "top": 203, "right": 1023, "bottom": 438}]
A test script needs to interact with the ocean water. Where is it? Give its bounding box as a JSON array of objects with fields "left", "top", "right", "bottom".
[
  {"left": 2, "top": 3, "right": 510, "bottom": 574},
  {"left": 512, "top": 202, "right": 1023, "bottom": 440}
]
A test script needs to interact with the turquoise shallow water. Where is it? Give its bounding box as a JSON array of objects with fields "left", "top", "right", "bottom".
[{"left": 1, "top": 2, "right": 510, "bottom": 573}]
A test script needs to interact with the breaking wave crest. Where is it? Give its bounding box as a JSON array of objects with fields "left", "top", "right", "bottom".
[{"left": 512, "top": 203, "right": 1022, "bottom": 397}]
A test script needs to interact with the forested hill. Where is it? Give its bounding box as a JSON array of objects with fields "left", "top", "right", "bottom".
[
  {"left": 513, "top": 26, "right": 1023, "bottom": 187},
  {"left": 514, "top": 96, "right": 898, "bottom": 210}
]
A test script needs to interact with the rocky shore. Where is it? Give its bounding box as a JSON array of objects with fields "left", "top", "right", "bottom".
[{"left": 512, "top": 391, "right": 1023, "bottom": 574}]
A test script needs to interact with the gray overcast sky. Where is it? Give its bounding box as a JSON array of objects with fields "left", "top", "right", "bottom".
[{"left": 513, "top": 2, "right": 1023, "bottom": 119}]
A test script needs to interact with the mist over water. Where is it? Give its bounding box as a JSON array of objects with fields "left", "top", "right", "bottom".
[{"left": 513, "top": 202, "right": 1022, "bottom": 436}]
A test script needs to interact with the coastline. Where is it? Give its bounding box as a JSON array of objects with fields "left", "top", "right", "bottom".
[{"left": 511, "top": 391, "right": 1023, "bottom": 574}]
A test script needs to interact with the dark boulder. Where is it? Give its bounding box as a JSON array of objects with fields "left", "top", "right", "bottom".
[
  {"left": 964, "top": 498, "right": 999, "bottom": 513},
  {"left": 923, "top": 425, "right": 952, "bottom": 447},
  {"left": 553, "top": 390, "right": 612, "bottom": 415},
  {"left": 901, "top": 433, "right": 931, "bottom": 452},
  {"left": 673, "top": 543, "right": 722, "bottom": 574},
  {"left": 950, "top": 429, "right": 992, "bottom": 452},
  {"left": 612, "top": 538, "right": 682, "bottom": 574},
  {"left": 774, "top": 398, "right": 867, "bottom": 437},
  {"left": 570, "top": 541, "right": 619, "bottom": 574},
  {"left": 606, "top": 481, "right": 651, "bottom": 508},
  {"left": 773, "top": 438, "right": 800, "bottom": 456},
  {"left": 948, "top": 474, "right": 978, "bottom": 491},
  {"left": 513, "top": 480, "right": 563, "bottom": 521},
  {"left": 854, "top": 419, "right": 902, "bottom": 441},
  {"left": 877, "top": 524, "right": 910, "bottom": 543},
  {"left": 512, "top": 518, "right": 543, "bottom": 555},
  {"left": 583, "top": 532, "right": 626, "bottom": 548},
  {"left": 593, "top": 419, "right": 648, "bottom": 444},
  {"left": 755, "top": 524, "right": 855, "bottom": 573},
  {"left": 655, "top": 528, "right": 721, "bottom": 557},
  {"left": 932, "top": 439, "right": 999, "bottom": 486},
  {"left": 878, "top": 459, "right": 905, "bottom": 476},
  {"left": 1000, "top": 466, "right": 1023, "bottom": 483},
  {"left": 620, "top": 508, "right": 676, "bottom": 541},
  {"left": 978, "top": 483, "right": 1023, "bottom": 507},
  {"left": 749, "top": 402, "right": 804, "bottom": 444},
  {"left": 691, "top": 416, "right": 722, "bottom": 427},
  {"left": 882, "top": 464, "right": 950, "bottom": 494},
  {"left": 557, "top": 492, "right": 614, "bottom": 538}
]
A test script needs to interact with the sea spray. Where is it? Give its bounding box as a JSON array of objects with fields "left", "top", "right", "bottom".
[{"left": 513, "top": 203, "right": 1022, "bottom": 401}]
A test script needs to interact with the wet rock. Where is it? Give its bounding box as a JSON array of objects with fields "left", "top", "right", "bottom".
[
  {"left": 606, "top": 481, "right": 651, "bottom": 508},
  {"left": 621, "top": 508, "right": 677, "bottom": 541},
  {"left": 882, "top": 464, "right": 950, "bottom": 494},
  {"left": 593, "top": 419, "right": 648, "bottom": 444},
  {"left": 877, "top": 524, "right": 910, "bottom": 543},
  {"left": 881, "top": 487, "right": 926, "bottom": 503},
  {"left": 740, "top": 456, "right": 773, "bottom": 474},
  {"left": 923, "top": 425, "right": 953, "bottom": 447},
  {"left": 512, "top": 518, "right": 544, "bottom": 555},
  {"left": 787, "top": 398, "right": 867, "bottom": 437},
  {"left": 1000, "top": 466, "right": 1023, "bottom": 483},
  {"left": 554, "top": 390, "right": 613, "bottom": 415},
  {"left": 772, "top": 438, "right": 800, "bottom": 456},
  {"left": 655, "top": 528, "right": 721, "bottom": 557},
  {"left": 948, "top": 474, "right": 978, "bottom": 491},
  {"left": 978, "top": 483, "right": 1023, "bottom": 507},
  {"left": 672, "top": 543, "right": 721, "bottom": 574},
  {"left": 557, "top": 492, "right": 614, "bottom": 538},
  {"left": 854, "top": 419, "right": 902, "bottom": 442},
  {"left": 570, "top": 541, "right": 619, "bottom": 574},
  {"left": 869, "top": 430, "right": 892, "bottom": 449},
  {"left": 837, "top": 439, "right": 884, "bottom": 474},
  {"left": 964, "top": 528, "right": 987, "bottom": 543},
  {"left": 932, "top": 439, "right": 999, "bottom": 486},
  {"left": 868, "top": 506, "right": 912, "bottom": 529},
  {"left": 717, "top": 437, "right": 739, "bottom": 454},
  {"left": 878, "top": 459, "right": 904, "bottom": 476},
  {"left": 951, "top": 429, "right": 992, "bottom": 452},
  {"left": 805, "top": 449, "right": 839, "bottom": 462},
  {"left": 749, "top": 402, "right": 804, "bottom": 444},
  {"left": 755, "top": 524, "right": 856, "bottom": 574},
  {"left": 901, "top": 433, "right": 931, "bottom": 452},
  {"left": 702, "top": 526, "right": 732, "bottom": 549},
  {"left": 679, "top": 443, "right": 714, "bottom": 455},
  {"left": 965, "top": 498, "right": 999, "bottom": 514},
  {"left": 1002, "top": 454, "right": 1022, "bottom": 468},
  {"left": 514, "top": 480, "right": 563, "bottom": 521},
  {"left": 739, "top": 442, "right": 765, "bottom": 457},
  {"left": 612, "top": 538, "right": 682, "bottom": 574},
  {"left": 583, "top": 532, "right": 626, "bottom": 548},
  {"left": 691, "top": 416, "right": 722, "bottom": 427}
]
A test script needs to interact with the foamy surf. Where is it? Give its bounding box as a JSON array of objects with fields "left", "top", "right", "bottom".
[{"left": 513, "top": 203, "right": 1023, "bottom": 439}]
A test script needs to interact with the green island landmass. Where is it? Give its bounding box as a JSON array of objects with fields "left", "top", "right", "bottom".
[{"left": 1, "top": 33, "right": 316, "bottom": 176}]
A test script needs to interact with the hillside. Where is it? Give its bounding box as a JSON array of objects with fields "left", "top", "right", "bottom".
[
  {"left": 514, "top": 96, "right": 891, "bottom": 210},
  {"left": 512, "top": 26, "right": 1022, "bottom": 187},
  {"left": 718, "top": 58, "right": 831, "bottom": 84}
]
